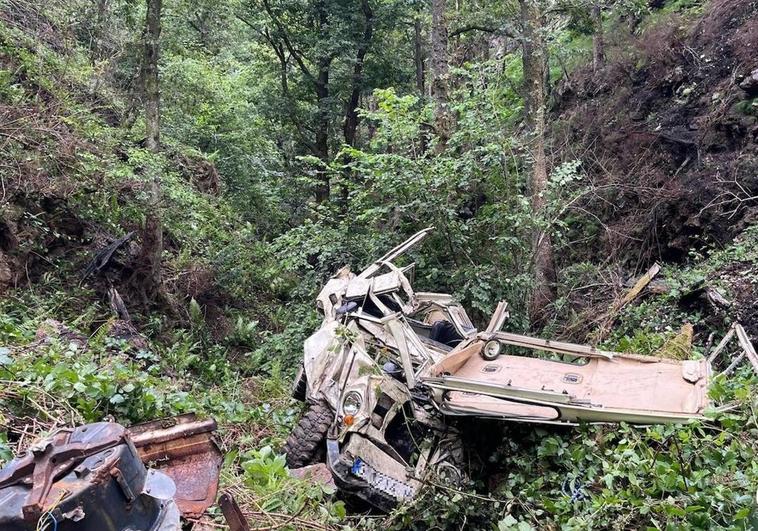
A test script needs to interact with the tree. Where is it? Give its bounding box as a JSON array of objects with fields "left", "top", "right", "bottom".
[
  {"left": 141, "top": 0, "right": 163, "bottom": 300},
  {"left": 430, "top": 0, "right": 452, "bottom": 150},
  {"left": 249, "top": 0, "right": 411, "bottom": 203},
  {"left": 591, "top": 2, "right": 605, "bottom": 70},
  {"left": 343, "top": 0, "right": 374, "bottom": 147},
  {"left": 253, "top": 0, "right": 341, "bottom": 202},
  {"left": 414, "top": 16, "right": 425, "bottom": 95},
  {"left": 518, "top": 0, "right": 557, "bottom": 326},
  {"left": 145, "top": 0, "right": 161, "bottom": 151}
]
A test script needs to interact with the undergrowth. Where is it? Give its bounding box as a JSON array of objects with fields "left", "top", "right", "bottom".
[{"left": 0, "top": 0, "right": 756, "bottom": 529}]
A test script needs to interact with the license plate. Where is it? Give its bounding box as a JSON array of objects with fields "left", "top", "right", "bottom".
[{"left": 351, "top": 458, "right": 415, "bottom": 500}]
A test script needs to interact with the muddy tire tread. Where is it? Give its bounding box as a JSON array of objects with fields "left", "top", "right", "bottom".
[
  {"left": 291, "top": 365, "right": 307, "bottom": 401},
  {"left": 283, "top": 400, "right": 333, "bottom": 468}
]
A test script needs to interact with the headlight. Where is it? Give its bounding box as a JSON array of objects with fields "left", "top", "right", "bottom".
[
  {"left": 342, "top": 391, "right": 363, "bottom": 416},
  {"left": 481, "top": 340, "right": 502, "bottom": 360}
]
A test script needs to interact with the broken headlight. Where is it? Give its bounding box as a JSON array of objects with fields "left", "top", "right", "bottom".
[
  {"left": 342, "top": 391, "right": 363, "bottom": 416},
  {"left": 481, "top": 340, "right": 502, "bottom": 360}
]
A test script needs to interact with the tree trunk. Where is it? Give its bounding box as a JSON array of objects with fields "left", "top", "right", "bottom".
[
  {"left": 141, "top": 0, "right": 163, "bottom": 299},
  {"left": 414, "top": 17, "right": 425, "bottom": 95},
  {"left": 592, "top": 4, "right": 605, "bottom": 71},
  {"left": 431, "top": 0, "right": 452, "bottom": 150},
  {"left": 313, "top": 60, "right": 331, "bottom": 203},
  {"left": 89, "top": 0, "right": 111, "bottom": 94},
  {"left": 91, "top": 0, "right": 110, "bottom": 60},
  {"left": 340, "top": 0, "right": 375, "bottom": 210},
  {"left": 145, "top": 0, "right": 161, "bottom": 151},
  {"left": 312, "top": 0, "right": 331, "bottom": 203},
  {"left": 343, "top": 0, "right": 374, "bottom": 147},
  {"left": 519, "top": 0, "right": 556, "bottom": 327}
]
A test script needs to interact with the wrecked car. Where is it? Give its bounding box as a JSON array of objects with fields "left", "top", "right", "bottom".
[
  {"left": 0, "top": 414, "right": 221, "bottom": 530},
  {"left": 284, "top": 228, "right": 712, "bottom": 510}
]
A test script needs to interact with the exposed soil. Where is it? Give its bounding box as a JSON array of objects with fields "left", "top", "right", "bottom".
[{"left": 551, "top": 0, "right": 758, "bottom": 266}]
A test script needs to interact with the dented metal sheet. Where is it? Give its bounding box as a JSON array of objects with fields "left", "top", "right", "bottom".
[
  {"left": 285, "top": 228, "right": 719, "bottom": 512},
  {"left": 0, "top": 422, "right": 182, "bottom": 531},
  {"left": 129, "top": 413, "right": 223, "bottom": 519}
]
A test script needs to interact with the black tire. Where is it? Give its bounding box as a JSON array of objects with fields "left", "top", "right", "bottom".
[
  {"left": 284, "top": 400, "right": 333, "bottom": 468},
  {"left": 291, "top": 365, "right": 307, "bottom": 402},
  {"left": 480, "top": 339, "right": 502, "bottom": 361}
]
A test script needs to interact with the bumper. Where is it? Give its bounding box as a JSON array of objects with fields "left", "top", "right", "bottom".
[{"left": 325, "top": 434, "right": 420, "bottom": 511}]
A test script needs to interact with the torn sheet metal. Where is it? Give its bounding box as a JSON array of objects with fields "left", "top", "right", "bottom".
[
  {"left": 0, "top": 422, "right": 181, "bottom": 531},
  {"left": 425, "top": 329, "right": 710, "bottom": 424},
  {"left": 481, "top": 331, "right": 618, "bottom": 360},
  {"left": 358, "top": 227, "right": 433, "bottom": 280},
  {"left": 129, "top": 413, "right": 223, "bottom": 519},
  {"left": 286, "top": 227, "right": 718, "bottom": 512}
]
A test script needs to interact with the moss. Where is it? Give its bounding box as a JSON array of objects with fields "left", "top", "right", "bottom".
[
  {"left": 733, "top": 97, "right": 758, "bottom": 116},
  {"left": 655, "top": 323, "right": 694, "bottom": 359}
]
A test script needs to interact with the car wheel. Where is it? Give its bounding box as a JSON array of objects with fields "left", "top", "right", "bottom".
[
  {"left": 283, "top": 400, "right": 333, "bottom": 468},
  {"left": 291, "top": 365, "right": 307, "bottom": 401}
]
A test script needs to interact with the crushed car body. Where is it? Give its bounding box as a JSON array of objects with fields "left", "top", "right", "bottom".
[
  {"left": 285, "top": 228, "right": 713, "bottom": 510},
  {"left": 0, "top": 415, "right": 221, "bottom": 530}
]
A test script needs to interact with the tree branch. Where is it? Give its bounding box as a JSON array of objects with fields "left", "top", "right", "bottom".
[
  {"left": 449, "top": 24, "right": 520, "bottom": 39},
  {"left": 260, "top": 0, "right": 315, "bottom": 82}
]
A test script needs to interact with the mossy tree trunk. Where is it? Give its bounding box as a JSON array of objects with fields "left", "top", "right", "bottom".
[
  {"left": 142, "top": 0, "right": 163, "bottom": 300},
  {"left": 519, "top": 0, "right": 557, "bottom": 327},
  {"left": 431, "top": 0, "right": 452, "bottom": 151},
  {"left": 414, "top": 16, "right": 425, "bottom": 96},
  {"left": 343, "top": 0, "right": 374, "bottom": 148}
]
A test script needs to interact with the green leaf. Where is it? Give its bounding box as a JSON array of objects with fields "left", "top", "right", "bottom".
[
  {"left": 331, "top": 501, "right": 346, "bottom": 519},
  {"left": 498, "top": 515, "right": 518, "bottom": 530},
  {"left": 109, "top": 393, "right": 125, "bottom": 404}
]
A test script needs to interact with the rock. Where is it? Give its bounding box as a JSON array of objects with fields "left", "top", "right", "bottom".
[
  {"left": 739, "top": 68, "right": 758, "bottom": 96},
  {"left": 35, "top": 319, "right": 88, "bottom": 348},
  {"left": 106, "top": 319, "right": 150, "bottom": 351},
  {"left": 647, "top": 279, "right": 670, "bottom": 295},
  {"left": 289, "top": 463, "right": 336, "bottom": 490}
]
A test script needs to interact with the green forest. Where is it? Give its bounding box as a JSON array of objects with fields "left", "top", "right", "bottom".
[{"left": 0, "top": 0, "right": 756, "bottom": 528}]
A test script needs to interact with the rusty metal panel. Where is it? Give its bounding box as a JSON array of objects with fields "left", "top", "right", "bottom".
[
  {"left": 0, "top": 422, "right": 180, "bottom": 531},
  {"left": 129, "top": 414, "right": 223, "bottom": 519}
]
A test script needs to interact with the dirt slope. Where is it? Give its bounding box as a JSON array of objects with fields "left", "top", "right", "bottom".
[{"left": 552, "top": 0, "right": 757, "bottom": 265}]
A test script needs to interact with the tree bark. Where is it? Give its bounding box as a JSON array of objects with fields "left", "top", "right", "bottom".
[
  {"left": 414, "top": 17, "right": 425, "bottom": 95},
  {"left": 343, "top": 0, "right": 374, "bottom": 147},
  {"left": 141, "top": 0, "right": 163, "bottom": 299},
  {"left": 340, "top": 0, "right": 375, "bottom": 210},
  {"left": 431, "top": 0, "right": 452, "bottom": 150},
  {"left": 91, "top": 0, "right": 110, "bottom": 60},
  {"left": 519, "top": 0, "right": 556, "bottom": 327},
  {"left": 592, "top": 4, "right": 605, "bottom": 71},
  {"left": 313, "top": 0, "right": 331, "bottom": 203},
  {"left": 145, "top": 0, "right": 161, "bottom": 151},
  {"left": 314, "top": 58, "right": 331, "bottom": 203}
]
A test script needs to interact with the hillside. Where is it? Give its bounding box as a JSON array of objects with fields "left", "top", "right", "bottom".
[
  {"left": 0, "top": 0, "right": 756, "bottom": 529},
  {"left": 552, "top": 0, "right": 757, "bottom": 264}
]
